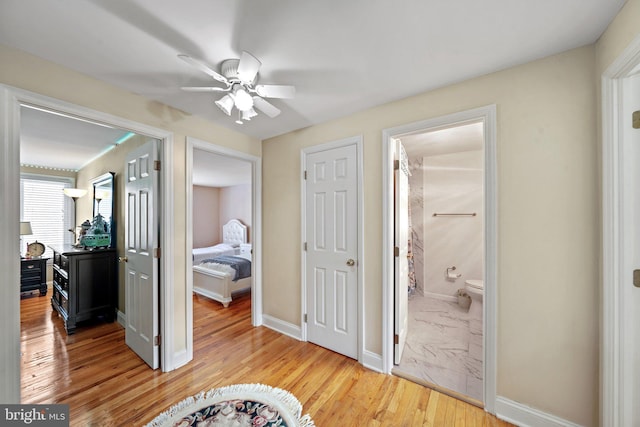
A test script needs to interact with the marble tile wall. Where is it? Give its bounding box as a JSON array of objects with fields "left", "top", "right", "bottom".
[
  {"left": 408, "top": 157, "right": 424, "bottom": 295},
  {"left": 423, "top": 150, "right": 484, "bottom": 298}
]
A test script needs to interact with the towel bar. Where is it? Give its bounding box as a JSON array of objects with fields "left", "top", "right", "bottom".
[{"left": 432, "top": 212, "right": 477, "bottom": 217}]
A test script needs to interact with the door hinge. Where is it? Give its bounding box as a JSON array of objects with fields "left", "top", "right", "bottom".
[
  {"left": 394, "top": 334, "right": 399, "bottom": 345},
  {"left": 154, "top": 247, "right": 161, "bottom": 258},
  {"left": 394, "top": 246, "right": 399, "bottom": 257},
  {"left": 154, "top": 160, "right": 161, "bottom": 171},
  {"left": 633, "top": 110, "right": 640, "bottom": 129},
  {"left": 394, "top": 160, "right": 400, "bottom": 170},
  {"left": 154, "top": 335, "right": 161, "bottom": 346},
  {"left": 304, "top": 314, "right": 307, "bottom": 323},
  {"left": 304, "top": 170, "right": 307, "bottom": 180},
  {"left": 303, "top": 242, "right": 307, "bottom": 251},
  {"left": 634, "top": 269, "right": 640, "bottom": 288}
]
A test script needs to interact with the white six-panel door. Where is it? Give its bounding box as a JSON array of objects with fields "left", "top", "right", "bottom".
[
  {"left": 304, "top": 143, "right": 358, "bottom": 359},
  {"left": 124, "top": 139, "right": 159, "bottom": 369}
]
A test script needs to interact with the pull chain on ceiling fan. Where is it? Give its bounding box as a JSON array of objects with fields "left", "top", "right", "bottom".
[{"left": 178, "top": 51, "right": 295, "bottom": 123}]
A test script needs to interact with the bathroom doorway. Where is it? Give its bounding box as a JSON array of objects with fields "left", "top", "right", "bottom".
[{"left": 382, "top": 106, "right": 497, "bottom": 410}]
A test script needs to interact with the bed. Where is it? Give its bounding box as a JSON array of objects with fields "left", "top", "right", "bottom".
[
  {"left": 192, "top": 219, "right": 247, "bottom": 264},
  {"left": 193, "top": 219, "right": 251, "bottom": 307}
]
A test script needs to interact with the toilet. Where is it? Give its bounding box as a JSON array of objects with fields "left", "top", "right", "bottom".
[{"left": 464, "top": 279, "right": 484, "bottom": 301}]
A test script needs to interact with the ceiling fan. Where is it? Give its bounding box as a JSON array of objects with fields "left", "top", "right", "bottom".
[{"left": 178, "top": 51, "right": 295, "bottom": 124}]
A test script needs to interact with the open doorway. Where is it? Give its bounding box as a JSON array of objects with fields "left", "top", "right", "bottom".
[
  {"left": 382, "top": 105, "right": 497, "bottom": 412},
  {"left": 2, "top": 86, "right": 177, "bottom": 403},
  {"left": 0, "top": 85, "right": 175, "bottom": 401},
  {"left": 185, "top": 137, "right": 262, "bottom": 360},
  {"left": 392, "top": 121, "right": 485, "bottom": 403}
]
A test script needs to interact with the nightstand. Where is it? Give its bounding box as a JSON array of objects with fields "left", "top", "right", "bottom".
[
  {"left": 21, "top": 257, "right": 49, "bottom": 296},
  {"left": 239, "top": 243, "right": 252, "bottom": 259}
]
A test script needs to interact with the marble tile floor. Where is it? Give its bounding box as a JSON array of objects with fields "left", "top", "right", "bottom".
[{"left": 395, "top": 294, "right": 483, "bottom": 402}]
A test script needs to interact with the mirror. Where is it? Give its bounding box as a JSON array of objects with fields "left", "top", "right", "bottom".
[{"left": 92, "top": 172, "right": 115, "bottom": 248}]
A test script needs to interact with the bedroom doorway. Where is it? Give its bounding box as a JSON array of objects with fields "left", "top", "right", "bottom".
[
  {"left": 186, "top": 137, "right": 262, "bottom": 360},
  {"left": 1, "top": 84, "right": 176, "bottom": 402}
]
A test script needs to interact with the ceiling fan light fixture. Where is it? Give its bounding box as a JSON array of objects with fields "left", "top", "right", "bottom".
[
  {"left": 233, "top": 87, "right": 254, "bottom": 111},
  {"left": 242, "top": 108, "right": 257, "bottom": 121},
  {"left": 214, "top": 94, "right": 234, "bottom": 116}
]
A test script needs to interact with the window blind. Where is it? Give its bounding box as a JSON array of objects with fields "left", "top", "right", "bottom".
[{"left": 21, "top": 176, "right": 74, "bottom": 258}]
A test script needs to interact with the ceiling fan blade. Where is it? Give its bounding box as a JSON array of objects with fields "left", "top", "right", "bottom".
[
  {"left": 178, "top": 54, "right": 228, "bottom": 84},
  {"left": 252, "top": 96, "right": 281, "bottom": 118},
  {"left": 237, "top": 51, "right": 261, "bottom": 83},
  {"left": 255, "top": 84, "right": 296, "bottom": 99},
  {"left": 181, "top": 86, "right": 228, "bottom": 92}
]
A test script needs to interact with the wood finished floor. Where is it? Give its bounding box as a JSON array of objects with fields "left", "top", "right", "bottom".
[{"left": 20, "top": 289, "right": 513, "bottom": 426}]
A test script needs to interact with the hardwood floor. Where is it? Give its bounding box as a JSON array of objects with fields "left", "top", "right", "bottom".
[{"left": 20, "top": 289, "right": 512, "bottom": 426}]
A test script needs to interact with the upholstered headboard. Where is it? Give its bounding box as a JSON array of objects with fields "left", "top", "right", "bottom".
[{"left": 222, "top": 219, "right": 247, "bottom": 246}]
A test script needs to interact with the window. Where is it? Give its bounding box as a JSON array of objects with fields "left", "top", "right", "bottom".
[{"left": 20, "top": 174, "right": 75, "bottom": 258}]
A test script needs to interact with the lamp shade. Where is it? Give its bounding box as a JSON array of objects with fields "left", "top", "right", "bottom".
[
  {"left": 215, "top": 94, "right": 234, "bottom": 116},
  {"left": 94, "top": 189, "right": 110, "bottom": 201},
  {"left": 242, "top": 108, "right": 257, "bottom": 121},
  {"left": 20, "top": 221, "right": 32, "bottom": 236},
  {"left": 63, "top": 188, "right": 88, "bottom": 199},
  {"left": 233, "top": 87, "right": 254, "bottom": 111}
]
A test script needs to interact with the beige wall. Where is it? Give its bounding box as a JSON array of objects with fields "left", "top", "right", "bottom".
[
  {"left": 192, "top": 185, "right": 221, "bottom": 248},
  {"left": 219, "top": 184, "right": 252, "bottom": 240},
  {"left": 263, "top": 46, "right": 598, "bottom": 425},
  {"left": 596, "top": 0, "right": 640, "bottom": 76},
  {"left": 1, "top": 44, "right": 261, "bottom": 360},
  {"left": 192, "top": 184, "right": 251, "bottom": 247},
  {"left": 75, "top": 134, "right": 147, "bottom": 311}
]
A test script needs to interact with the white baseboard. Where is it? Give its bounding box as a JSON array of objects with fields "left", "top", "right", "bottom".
[
  {"left": 423, "top": 291, "right": 458, "bottom": 303},
  {"left": 361, "top": 350, "right": 383, "bottom": 372},
  {"left": 495, "top": 396, "right": 583, "bottom": 427},
  {"left": 262, "top": 314, "right": 302, "bottom": 340},
  {"left": 117, "top": 310, "right": 126, "bottom": 329}
]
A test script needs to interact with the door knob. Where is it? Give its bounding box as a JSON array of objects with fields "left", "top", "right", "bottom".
[
  {"left": 118, "top": 256, "right": 128, "bottom": 263},
  {"left": 346, "top": 259, "right": 355, "bottom": 266}
]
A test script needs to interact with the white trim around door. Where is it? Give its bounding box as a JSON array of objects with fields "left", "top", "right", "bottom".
[
  {"left": 381, "top": 105, "right": 497, "bottom": 414},
  {"left": 300, "top": 136, "right": 365, "bottom": 363},
  {"left": 601, "top": 34, "right": 640, "bottom": 427},
  {"left": 185, "top": 137, "right": 263, "bottom": 362}
]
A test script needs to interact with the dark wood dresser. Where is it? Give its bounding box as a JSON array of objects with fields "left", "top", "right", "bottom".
[
  {"left": 20, "top": 257, "right": 49, "bottom": 296},
  {"left": 50, "top": 245, "right": 117, "bottom": 334}
]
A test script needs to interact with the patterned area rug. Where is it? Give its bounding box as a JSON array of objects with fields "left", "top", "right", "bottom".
[{"left": 145, "top": 383, "right": 315, "bottom": 427}]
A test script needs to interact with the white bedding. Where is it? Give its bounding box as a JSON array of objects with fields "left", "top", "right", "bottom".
[{"left": 192, "top": 243, "right": 237, "bottom": 264}]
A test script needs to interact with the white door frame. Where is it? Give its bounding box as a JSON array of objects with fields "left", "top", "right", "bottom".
[
  {"left": 185, "top": 137, "right": 263, "bottom": 360},
  {"left": 601, "top": 35, "right": 640, "bottom": 427},
  {"left": 301, "top": 136, "right": 364, "bottom": 362},
  {"left": 381, "top": 105, "right": 497, "bottom": 413},
  {"left": 0, "top": 84, "right": 177, "bottom": 395}
]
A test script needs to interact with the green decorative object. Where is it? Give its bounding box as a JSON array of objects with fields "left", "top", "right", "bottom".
[{"left": 79, "top": 213, "right": 111, "bottom": 248}]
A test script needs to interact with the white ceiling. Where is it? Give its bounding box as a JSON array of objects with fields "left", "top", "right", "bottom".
[
  {"left": 20, "top": 106, "right": 132, "bottom": 171},
  {"left": 193, "top": 149, "right": 251, "bottom": 187},
  {"left": 2, "top": 0, "right": 626, "bottom": 164},
  {"left": 401, "top": 122, "right": 484, "bottom": 158}
]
